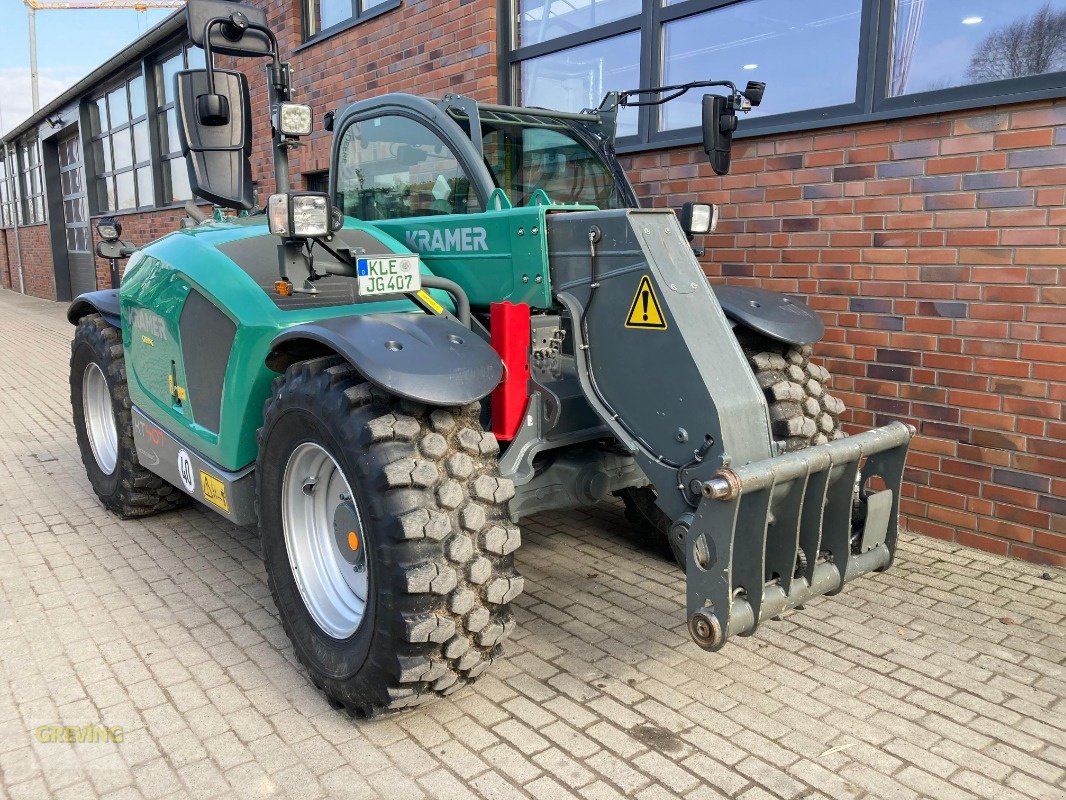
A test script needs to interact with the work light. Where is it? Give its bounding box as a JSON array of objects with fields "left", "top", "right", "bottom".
[
  {"left": 96, "top": 217, "right": 121, "bottom": 242},
  {"left": 277, "top": 103, "right": 313, "bottom": 137},
  {"left": 679, "top": 202, "right": 719, "bottom": 236},
  {"left": 268, "top": 192, "right": 331, "bottom": 238}
]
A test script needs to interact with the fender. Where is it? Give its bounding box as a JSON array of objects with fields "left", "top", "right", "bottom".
[
  {"left": 269, "top": 313, "right": 503, "bottom": 407},
  {"left": 67, "top": 289, "right": 121, "bottom": 329},
  {"left": 712, "top": 285, "right": 824, "bottom": 347}
]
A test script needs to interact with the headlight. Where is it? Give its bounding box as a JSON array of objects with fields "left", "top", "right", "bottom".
[
  {"left": 679, "top": 202, "right": 719, "bottom": 236},
  {"left": 268, "top": 192, "right": 331, "bottom": 238},
  {"left": 278, "top": 103, "right": 313, "bottom": 137}
]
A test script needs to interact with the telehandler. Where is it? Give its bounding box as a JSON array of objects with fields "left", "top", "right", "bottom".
[{"left": 69, "top": 0, "right": 912, "bottom": 715}]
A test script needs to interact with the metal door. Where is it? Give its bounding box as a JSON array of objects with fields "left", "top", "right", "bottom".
[{"left": 59, "top": 134, "right": 94, "bottom": 295}]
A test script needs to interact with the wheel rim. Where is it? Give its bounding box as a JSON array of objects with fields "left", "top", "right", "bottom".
[
  {"left": 82, "top": 362, "right": 118, "bottom": 475},
  {"left": 281, "top": 442, "right": 369, "bottom": 640}
]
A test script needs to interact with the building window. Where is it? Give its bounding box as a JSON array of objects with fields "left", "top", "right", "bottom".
[
  {"left": 515, "top": 0, "right": 640, "bottom": 47},
  {"left": 0, "top": 156, "right": 15, "bottom": 228},
  {"left": 660, "top": 0, "right": 863, "bottom": 130},
  {"left": 154, "top": 46, "right": 204, "bottom": 206},
  {"left": 889, "top": 0, "right": 1066, "bottom": 96},
  {"left": 504, "top": 0, "right": 1066, "bottom": 145},
  {"left": 90, "top": 73, "right": 152, "bottom": 212},
  {"left": 303, "top": 0, "right": 399, "bottom": 41},
  {"left": 17, "top": 139, "right": 45, "bottom": 225},
  {"left": 518, "top": 31, "right": 641, "bottom": 137}
]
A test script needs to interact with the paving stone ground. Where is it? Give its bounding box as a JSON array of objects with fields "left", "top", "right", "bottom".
[{"left": 0, "top": 287, "right": 1063, "bottom": 800}]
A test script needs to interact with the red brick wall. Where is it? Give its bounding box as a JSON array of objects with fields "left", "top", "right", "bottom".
[
  {"left": 248, "top": 0, "right": 500, "bottom": 194},
  {"left": 0, "top": 224, "right": 56, "bottom": 299},
  {"left": 624, "top": 100, "right": 1066, "bottom": 567}
]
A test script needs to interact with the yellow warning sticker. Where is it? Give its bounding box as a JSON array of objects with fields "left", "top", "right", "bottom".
[
  {"left": 417, "top": 289, "right": 445, "bottom": 315},
  {"left": 625, "top": 275, "right": 668, "bottom": 330},
  {"left": 199, "top": 471, "right": 230, "bottom": 514}
]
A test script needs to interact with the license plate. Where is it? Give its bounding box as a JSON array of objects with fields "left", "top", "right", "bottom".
[{"left": 356, "top": 255, "right": 421, "bottom": 296}]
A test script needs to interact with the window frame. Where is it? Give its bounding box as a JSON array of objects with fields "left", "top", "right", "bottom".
[
  {"left": 152, "top": 44, "right": 203, "bottom": 208},
  {"left": 501, "top": 0, "right": 1066, "bottom": 151},
  {"left": 89, "top": 70, "right": 153, "bottom": 214},
  {"left": 16, "top": 138, "right": 46, "bottom": 226},
  {"left": 0, "top": 155, "right": 16, "bottom": 228},
  {"left": 299, "top": 0, "right": 402, "bottom": 47}
]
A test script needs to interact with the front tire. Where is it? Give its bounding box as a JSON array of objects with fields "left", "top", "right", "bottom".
[
  {"left": 70, "top": 314, "right": 188, "bottom": 517},
  {"left": 257, "top": 357, "right": 523, "bottom": 716},
  {"left": 619, "top": 331, "right": 847, "bottom": 569}
]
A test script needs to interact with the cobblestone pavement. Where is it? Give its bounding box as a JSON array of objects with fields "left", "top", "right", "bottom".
[{"left": 0, "top": 288, "right": 1063, "bottom": 800}]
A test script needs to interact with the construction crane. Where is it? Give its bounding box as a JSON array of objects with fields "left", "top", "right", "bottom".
[{"left": 23, "top": 0, "right": 187, "bottom": 113}]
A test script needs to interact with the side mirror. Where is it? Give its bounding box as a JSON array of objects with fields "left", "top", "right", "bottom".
[
  {"left": 701, "top": 94, "right": 737, "bottom": 176},
  {"left": 175, "top": 68, "right": 254, "bottom": 209}
]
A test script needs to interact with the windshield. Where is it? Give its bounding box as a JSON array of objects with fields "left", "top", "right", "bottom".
[{"left": 477, "top": 115, "right": 631, "bottom": 210}]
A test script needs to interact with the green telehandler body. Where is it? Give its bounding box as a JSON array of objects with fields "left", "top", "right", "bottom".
[{"left": 68, "top": 0, "right": 912, "bottom": 715}]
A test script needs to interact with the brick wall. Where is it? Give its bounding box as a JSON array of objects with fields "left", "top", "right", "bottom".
[
  {"left": 249, "top": 0, "right": 500, "bottom": 195},
  {"left": 0, "top": 224, "right": 55, "bottom": 300},
  {"left": 623, "top": 100, "right": 1066, "bottom": 567}
]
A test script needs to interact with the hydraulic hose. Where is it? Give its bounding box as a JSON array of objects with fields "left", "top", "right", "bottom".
[{"left": 420, "top": 275, "right": 471, "bottom": 329}]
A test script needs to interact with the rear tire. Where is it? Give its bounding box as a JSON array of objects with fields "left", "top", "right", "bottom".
[
  {"left": 257, "top": 357, "right": 522, "bottom": 716},
  {"left": 619, "top": 330, "right": 847, "bottom": 569},
  {"left": 738, "top": 329, "right": 846, "bottom": 452},
  {"left": 70, "top": 313, "right": 188, "bottom": 518}
]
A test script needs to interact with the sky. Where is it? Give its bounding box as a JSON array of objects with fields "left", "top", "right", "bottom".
[{"left": 0, "top": 0, "right": 174, "bottom": 135}]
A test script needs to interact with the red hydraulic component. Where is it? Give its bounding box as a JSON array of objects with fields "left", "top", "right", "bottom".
[{"left": 490, "top": 301, "right": 531, "bottom": 442}]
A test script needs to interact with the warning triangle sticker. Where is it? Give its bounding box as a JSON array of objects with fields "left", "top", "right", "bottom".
[{"left": 625, "top": 275, "right": 668, "bottom": 330}]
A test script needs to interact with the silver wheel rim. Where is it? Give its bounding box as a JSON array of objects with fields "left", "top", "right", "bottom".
[
  {"left": 82, "top": 362, "right": 118, "bottom": 475},
  {"left": 281, "top": 442, "right": 368, "bottom": 639}
]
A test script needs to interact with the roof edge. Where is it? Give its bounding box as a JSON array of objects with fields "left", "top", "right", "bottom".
[{"left": 2, "top": 8, "right": 187, "bottom": 145}]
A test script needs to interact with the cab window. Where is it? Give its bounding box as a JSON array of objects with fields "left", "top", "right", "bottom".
[
  {"left": 481, "top": 123, "right": 625, "bottom": 209},
  {"left": 334, "top": 115, "right": 481, "bottom": 220}
]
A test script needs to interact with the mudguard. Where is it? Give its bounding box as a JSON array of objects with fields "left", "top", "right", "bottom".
[
  {"left": 713, "top": 285, "right": 824, "bottom": 347},
  {"left": 67, "top": 289, "right": 121, "bottom": 329},
  {"left": 269, "top": 313, "right": 503, "bottom": 406}
]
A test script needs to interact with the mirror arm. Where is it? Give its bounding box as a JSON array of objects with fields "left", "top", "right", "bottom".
[
  {"left": 199, "top": 14, "right": 290, "bottom": 192},
  {"left": 201, "top": 15, "right": 282, "bottom": 96},
  {"left": 615, "top": 79, "right": 739, "bottom": 108}
]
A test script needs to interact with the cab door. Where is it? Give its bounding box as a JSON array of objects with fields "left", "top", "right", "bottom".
[{"left": 332, "top": 112, "right": 485, "bottom": 222}]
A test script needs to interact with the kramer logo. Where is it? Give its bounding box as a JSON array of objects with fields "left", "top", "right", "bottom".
[
  {"left": 405, "top": 226, "right": 487, "bottom": 253},
  {"left": 130, "top": 308, "right": 169, "bottom": 342}
]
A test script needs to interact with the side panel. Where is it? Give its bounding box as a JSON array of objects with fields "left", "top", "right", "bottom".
[
  {"left": 374, "top": 206, "right": 582, "bottom": 309},
  {"left": 131, "top": 408, "right": 257, "bottom": 525},
  {"left": 121, "top": 254, "right": 196, "bottom": 447}
]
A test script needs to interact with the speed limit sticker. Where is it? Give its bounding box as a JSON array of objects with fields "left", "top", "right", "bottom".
[{"left": 177, "top": 449, "right": 195, "bottom": 492}]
